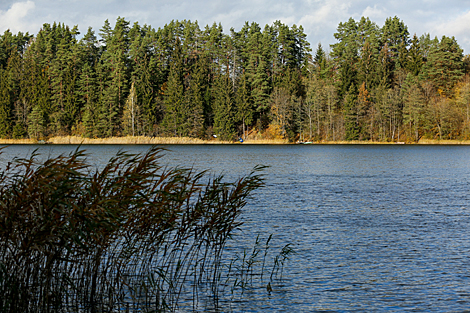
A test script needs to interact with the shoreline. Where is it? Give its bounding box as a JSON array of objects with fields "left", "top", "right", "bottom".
[{"left": 1, "top": 136, "right": 470, "bottom": 145}]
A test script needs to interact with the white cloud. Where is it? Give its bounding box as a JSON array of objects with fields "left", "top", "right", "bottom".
[
  {"left": 426, "top": 10, "right": 470, "bottom": 53},
  {"left": 361, "top": 5, "right": 387, "bottom": 21},
  {"left": 0, "top": 1, "right": 36, "bottom": 33},
  {"left": 297, "top": 0, "right": 351, "bottom": 49},
  {"left": 0, "top": 0, "right": 468, "bottom": 54}
]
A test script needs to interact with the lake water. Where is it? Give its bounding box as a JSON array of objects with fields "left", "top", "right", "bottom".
[{"left": 2, "top": 144, "right": 470, "bottom": 312}]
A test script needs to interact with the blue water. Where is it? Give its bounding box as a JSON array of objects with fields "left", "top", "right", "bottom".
[{"left": 2, "top": 144, "right": 470, "bottom": 312}]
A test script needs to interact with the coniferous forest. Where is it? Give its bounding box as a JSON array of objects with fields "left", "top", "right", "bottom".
[{"left": 0, "top": 16, "right": 469, "bottom": 142}]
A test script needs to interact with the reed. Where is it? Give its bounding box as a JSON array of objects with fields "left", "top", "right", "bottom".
[
  {"left": 2, "top": 135, "right": 470, "bottom": 145},
  {"left": 0, "top": 146, "right": 286, "bottom": 312},
  {"left": 46, "top": 136, "right": 286, "bottom": 145},
  {"left": 0, "top": 138, "right": 40, "bottom": 144},
  {"left": 47, "top": 136, "right": 216, "bottom": 145}
]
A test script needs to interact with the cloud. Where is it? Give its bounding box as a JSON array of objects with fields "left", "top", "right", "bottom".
[
  {"left": 0, "top": 1, "right": 36, "bottom": 33},
  {"left": 297, "top": 0, "right": 352, "bottom": 50},
  {"left": 361, "top": 5, "right": 387, "bottom": 21},
  {"left": 430, "top": 10, "right": 470, "bottom": 52},
  {"left": 0, "top": 0, "right": 468, "bottom": 54}
]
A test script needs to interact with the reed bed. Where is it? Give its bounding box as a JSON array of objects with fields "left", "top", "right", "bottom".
[
  {"left": 47, "top": 136, "right": 214, "bottom": 145},
  {"left": 0, "top": 138, "right": 40, "bottom": 144},
  {"left": 2, "top": 136, "right": 469, "bottom": 145},
  {"left": 47, "top": 136, "right": 288, "bottom": 145},
  {"left": 0, "top": 146, "right": 289, "bottom": 312}
]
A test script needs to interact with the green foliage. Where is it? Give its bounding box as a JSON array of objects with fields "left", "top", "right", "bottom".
[
  {"left": 28, "top": 105, "right": 45, "bottom": 139},
  {"left": 406, "top": 34, "right": 423, "bottom": 76},
  {"left": 122, "top": 81, "right": 140, "bottom": 136},
  {"left": 421, "top": 36, "right": 464, "bottom": 96},
  {"left": 343, "top": 84, "right": 360, "bottom": 140},
  {"left": 162, "top": 39, "right": 186, "bottom": 136},
  {"left": 0, "top": 16, "right": 467, "bottom": 142},
  {"left": 0, "top": 68, "right": 11, "bottom": 138},
  {"left": 235, "top": 72, "right": 253, "bottom": 139},
  {"left": 213, "top": 75, "right": 236, "bottom": 140},
  {"left": 184, "top": 57, "right": 207, "bottom": 138}
]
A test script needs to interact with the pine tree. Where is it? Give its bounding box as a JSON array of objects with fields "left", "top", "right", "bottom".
[
  {"left": 381, "top": 16, "right": 409, "bottom": 61},
  {"left": 422, "top": 36, "right": 464, "bottom": 97},
  {"left": 358, "top": 40, "right": 379, "bottom": 90}
]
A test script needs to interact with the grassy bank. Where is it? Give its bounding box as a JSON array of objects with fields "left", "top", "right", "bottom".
[{"left": 0, "top": 136, "right": 469, "bottom": 145}]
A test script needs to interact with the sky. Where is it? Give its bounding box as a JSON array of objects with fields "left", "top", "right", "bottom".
[{"left": 0, "top": 0, "right": 469, "bottom": 54}]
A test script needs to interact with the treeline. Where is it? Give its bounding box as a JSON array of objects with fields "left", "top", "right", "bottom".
[{"left": 0, "top": 16, "right": 469, "bottom": 142}]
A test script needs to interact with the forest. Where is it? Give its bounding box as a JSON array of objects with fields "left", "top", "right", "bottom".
[{"left": 0, "top": 16, "right": 469, "bottom": 142}]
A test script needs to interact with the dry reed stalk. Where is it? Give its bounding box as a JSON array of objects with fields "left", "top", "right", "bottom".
[
  {"left": 0, "top": 147, "right": 273, "bottom": 312},
  {"left": 0, "top": 138, "right": 39, "bottom": 144},
  {"left": 3, "top": 136, "right": 470, "bottom": 145},
  {"left": 47, "top": 136, "right": 233, "bottom": 145},
  {"left": 417, "top": 139, "right": 470, "bottom": 144}
]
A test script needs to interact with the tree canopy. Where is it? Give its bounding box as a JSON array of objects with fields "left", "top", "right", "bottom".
[{"left": 0, "top": 16, "right": 468, "bottom": 142}]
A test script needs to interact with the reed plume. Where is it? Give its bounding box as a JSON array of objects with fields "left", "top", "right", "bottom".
[{"left": 0, "top": 146, "right": 270, "bottom": 312}]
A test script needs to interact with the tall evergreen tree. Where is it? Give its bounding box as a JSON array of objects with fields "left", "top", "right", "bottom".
[
  {"left": 185, "top": 57, "right": 207, "bottom": 138},
  {"left": 406, "top": 34, "right": 423, "bottom": 76},
  {"left": 162, "top": 39, "right": 186, "bottom": 136},
  {"left": 421, "top": 36, "right": 464, "bottom": 97},
  {"left": 213, "top": 75, "right": 235, "bottom": 140},
  {"left": 343, "top": 84, "right": 359, "bottom": 140},
  {"left": 0, "top": 68, "right": 12, "bottom": 137},
  {"left": 235, "top": 72, "right": 253, "bottom": 139}
]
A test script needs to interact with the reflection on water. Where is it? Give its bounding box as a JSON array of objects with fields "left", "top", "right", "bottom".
[{"left": 2, "top": 144, "right": 470, "bottom": 311}]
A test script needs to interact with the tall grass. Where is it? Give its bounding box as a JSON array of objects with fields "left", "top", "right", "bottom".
[{"left": 0, "top": 146, "right": 284, "bottom": 312}]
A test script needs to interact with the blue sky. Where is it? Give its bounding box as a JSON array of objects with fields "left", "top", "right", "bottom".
[{"left": 1, "top": 0, "right": 469, "bottom": 53}]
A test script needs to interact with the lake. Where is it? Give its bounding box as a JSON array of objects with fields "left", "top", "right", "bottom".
[{"left": 1, "top": 144, "right": 470, "bottom": 312}]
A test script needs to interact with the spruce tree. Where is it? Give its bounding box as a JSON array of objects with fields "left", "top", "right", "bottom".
[
  {"left": 78, "top": 62, "right": 98, "bottom": 137},
  {"left": 406, "top": 34, "right": 423, "bottom": 76},
  {"left": 185, "top": 57, "right": 207, "bottom": 138},
  {"left": 28, "top": 104, "right": 45, "bottom": 139},
  {"left": 0, "top": 68, "right": 11, "bottom": 137},
  {"left": 97, "top": 17, "right": 130, "bottom": 136},
  {"left": 402, "top": 74, "right": 424, "bottom": 141},
  {"left": 162, "top": 39, "right": 185, "bottom": 136},
  {"left": 343, "top": 84, "right": 359, "bottom": 140},
  {"left": 213, "top": 75, "right": 235, "bottom": 140},
  {"left": 235, "top": 72, "right": 253, "bottom": 139}
]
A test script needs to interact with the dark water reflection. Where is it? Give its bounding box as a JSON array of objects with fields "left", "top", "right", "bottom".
[{"left": 1, "top": 144, "right": 470, "bottom": 311}]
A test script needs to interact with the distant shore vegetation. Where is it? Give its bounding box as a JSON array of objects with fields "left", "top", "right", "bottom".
[{"left": 0, "top": 16, "right": 469, "bottom": 143}]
